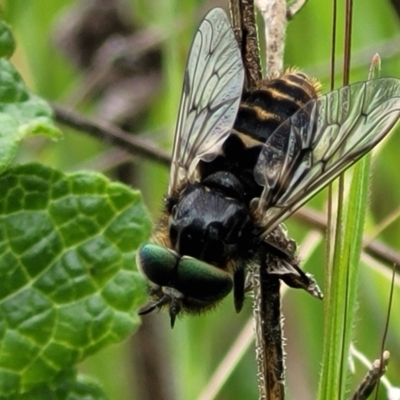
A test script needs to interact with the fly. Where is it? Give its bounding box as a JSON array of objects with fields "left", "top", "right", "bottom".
[{"left": 137, "top": 7, "right": 400, "bottom": 330}]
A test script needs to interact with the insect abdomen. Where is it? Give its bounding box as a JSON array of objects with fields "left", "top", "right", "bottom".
[
  {"left": 234, "top": 71, "right": 320, "bottom": 143},
  {"left": 199, "top": 71, "right": 320, "bottom": 203}
]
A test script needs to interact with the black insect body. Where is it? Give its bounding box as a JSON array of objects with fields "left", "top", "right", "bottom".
[{"left": 137, "top": 8, "right": 400, "bottom": 326}]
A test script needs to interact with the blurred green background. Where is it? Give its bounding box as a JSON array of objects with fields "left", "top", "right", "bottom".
[{"left": 1, "top": 0, "right": 400, "bottom": 399}]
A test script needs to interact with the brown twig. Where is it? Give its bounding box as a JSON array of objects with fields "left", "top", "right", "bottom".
[{"left": 52, "top": 103, "right": 170, "bottom": 166}]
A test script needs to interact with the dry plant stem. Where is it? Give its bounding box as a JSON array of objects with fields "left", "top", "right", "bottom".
[
  {"left": 242, "top": 0, "right": 263, "bottom": 87},
  {"left": 52, "top": 103, "right": 170, "bottom": 166},
  {"left": 350, "top": 351, "right": 390, "bottom": 400},
  {"left": 235, "top": 1, "right": 287, "bottom": 398},
  {"left": 250, "top": 264, "right": 285, "bottom": 400},
  {"left": 230, "top": 0, "right": 262, "bottom": 88},
  {"left": 373, "top": 265, "right": 396, "bottom": 398},
  {"left": 254, "top": 0, "right": 287, "bottom": 75},
  {"left": 229, "top": 0, "right": 243, "bottom": 48}
]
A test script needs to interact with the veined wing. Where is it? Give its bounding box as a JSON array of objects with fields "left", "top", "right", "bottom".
[
  {"left": 254, "top": 78, "right": 400, "bottom": 235},
  {"left": 168, "top": 7, "right": 244, "bottom": 196}
]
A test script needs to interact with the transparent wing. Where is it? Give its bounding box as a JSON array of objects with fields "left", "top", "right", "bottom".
[
  {"left": 168, "top": 8, "right": 244, "bottom": 196},
  {"left": 254, "top": 78, "right": 400, "bottom": 234}
]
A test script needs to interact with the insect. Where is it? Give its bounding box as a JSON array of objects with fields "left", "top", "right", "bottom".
[{"left": 137, "top": 7, "right": 400, "bottom": 327}]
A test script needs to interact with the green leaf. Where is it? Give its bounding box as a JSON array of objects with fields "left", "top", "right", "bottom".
[
  {"left": 0, "top": 20, "right": 16, "bottom": 59},
  {"left": 0, "top": 163, "right": 151, "bottom": 396},
  {"left": 318, "top": 155, "right": 371, "bottom": 399},
  {"left": 0, "top": 369, "right": 110, "bottom": 400},
  {"left": 0, "top": 56, "right": 62, "bottom": 174}
]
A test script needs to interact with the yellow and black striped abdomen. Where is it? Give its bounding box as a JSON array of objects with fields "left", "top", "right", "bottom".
[
  {"left": 234, "top": 71, "right": 320, "bottom": 143},
  {"left": 198, "top": 71, "right": 320, "bottom": 204}
]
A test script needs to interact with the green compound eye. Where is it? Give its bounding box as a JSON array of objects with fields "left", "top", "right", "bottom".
[
  {"left": 137, "top": 243, "right": 179, "bottom": 286},
  {"left": 175, "top": 256, "right": 233, "bottom": 301},
  {"left": 138, "top": 244, "right": 233, "bottom": 303}
]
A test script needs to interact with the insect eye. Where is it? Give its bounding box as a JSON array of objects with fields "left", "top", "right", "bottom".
[
  {"left": 175, "top": 256, "right": 233, "bottom": 301},
  {"left": 137, "top": 244, "right": 179, "bottom": 286}
]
